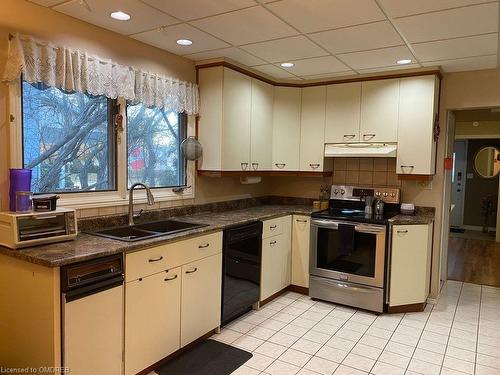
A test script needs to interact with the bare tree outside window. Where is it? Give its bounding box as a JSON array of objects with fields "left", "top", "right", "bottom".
[
  {"left": 22, "top": 81, "right": 115, "bottom": 193},
  {"left": 127, "top": 103, "right": 185, "bottom": 188}
]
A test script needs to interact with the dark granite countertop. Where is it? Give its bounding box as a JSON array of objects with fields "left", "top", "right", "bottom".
[
  {"left": 389, "top": 207, "right": 435, "bottom": 225},
  {"left": 0, "top": 205, "right": 315, "bottom": 267}
]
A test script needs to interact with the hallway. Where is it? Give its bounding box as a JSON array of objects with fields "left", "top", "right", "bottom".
[{"left": 448, "top": 236, "right": 500, "bottom": 287}]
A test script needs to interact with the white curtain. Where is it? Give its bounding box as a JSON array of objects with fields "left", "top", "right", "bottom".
[{"left": 3, "top": 34, "right": 199, "bottom": 115}]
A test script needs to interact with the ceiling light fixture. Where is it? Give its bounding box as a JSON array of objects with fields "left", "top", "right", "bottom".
[
  {"left": 110, "top": 11, "right": 131, "bottom": 21},
  {"left": 176, "top": 39, "right": 193, "bottom": 46},
  {"left": 396, "top": 59, "right": 412, "bottom": 65},
  {"left": 280, "top": 62, "right": 294, "bottom": 68}
]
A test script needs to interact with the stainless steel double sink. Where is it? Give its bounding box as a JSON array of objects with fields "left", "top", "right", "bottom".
[{"left": 87, "top": 219, "right": 207, "bottom": 242}]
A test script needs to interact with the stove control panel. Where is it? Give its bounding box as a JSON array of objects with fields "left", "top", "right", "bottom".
[{"left": 331, "top": 185, "right": 400, "bottom": 204}]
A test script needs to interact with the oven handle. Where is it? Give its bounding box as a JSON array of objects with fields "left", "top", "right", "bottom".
[
  {"left": 311, "top": 219, "right": 385, "bottom": 233},
  {"left": 312, "top": 276, "right": 381, "bottom": 293}
]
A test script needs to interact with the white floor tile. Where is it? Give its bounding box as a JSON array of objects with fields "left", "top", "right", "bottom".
[
  {"left": 333, "top": 364, "right": 368, "bottom": 375},
  {"left": 279, "top": 348, "right": 312, "bottom": 367},
  {"left": 341, "top": 353, "right": 375, "bottom": 372},
  {"left": 378, "top": 350, "right": 411, "bottom": 368},
  {"left": 244, "top": 352, "right": 275, "bottom": 371},
  {"left": 370, "top": 361, "right": 405, "bottom": 375},
  {"left": 247, "top": 326, "right": 276, "bottom": 340},
  {"left": 230, "top": 365, "right": 261, "bottom": 375},
  {"left": 477, "top": 352, "right": 500, "bottom": 369},
  {"left": 350, "top": 343, "right": 382, "bottom": 360},
  {"left": 325, "top": 336, "right": 357, "bottom": 352},
  {"left": 291, "top": 338, "right": 323, "bottom": 355},
  {"left": 303, "top": 330, "right": 332, "bottom": 344},
  {"left": 407, "top": 358, "right": 441, "bottom": 375},
  {"left": 233, "top": 335, "right": 265, "bottom": 351},
  {"left": 268, "top": 331, "right": 299, "bottom": 347},
  {"left": 315, "top": 345, "right": 349, "bottom": 363},
  {"left": 412, "top": 348, "right": 444, "bottom": 365},
  {"left": 442, "top": 355, "right": 475, "bottom": 374},
  {"left": 304, "top": 356, "right": 340, "bottom": 375},
  {"left": 211, "top": 328, "right": 243, "bottom": 344},
  {"left": 260, "top": 319, "right": 288, "bottom": 331},
  {"left": 358, "top": 334, "right": 388, "bottom": 349},
  {"left": 445, "top": 345, "right": 476, "bottom": 363},
  {"left": 264, "top": 360, "right": 301, "bottom": 375},
  {"left": 254, "top": 341, "right": 287, "bottom": 359},
  {"left": 384, "top": 341, "right": 415, "bottom": 358},
  {"left": 279, "top": 323, "right": 310, "bottom": 338}
]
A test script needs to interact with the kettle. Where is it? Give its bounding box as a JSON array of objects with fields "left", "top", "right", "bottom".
[{"left": 374, "top": 198, "right": 385, "bottom": 216}]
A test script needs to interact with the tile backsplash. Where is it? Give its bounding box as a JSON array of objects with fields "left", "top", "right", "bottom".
[{"left": 332, "top": 157, "right": 400, "bottom": 187}]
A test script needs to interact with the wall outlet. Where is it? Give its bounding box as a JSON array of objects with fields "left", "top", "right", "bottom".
[{"left": 417, "top": 180, "right": 433, "bottom": 190}]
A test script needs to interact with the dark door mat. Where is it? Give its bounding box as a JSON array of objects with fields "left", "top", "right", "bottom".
[
  {"left": 450, "top": 227, "right": 465, "bottom": 233},
  {"left": 155, "top": 339, "right": 252, "bottom": 375}
]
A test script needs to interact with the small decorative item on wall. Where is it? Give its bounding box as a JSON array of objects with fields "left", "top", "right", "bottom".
[
  {"left": 180, "top": 136, "right": 203, "bottom": 161},
  {"left": 481, "top": 195, "right": 496, "bottom": 233}
]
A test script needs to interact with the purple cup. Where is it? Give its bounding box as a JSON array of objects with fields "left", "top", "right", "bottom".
[{"left": 9, "top": 169, "right": 32, "bottom": 212}]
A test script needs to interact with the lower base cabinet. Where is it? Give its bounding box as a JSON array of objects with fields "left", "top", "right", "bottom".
[
  {"left": 181, "top": 253, "right": 222, "bottom": 347},
  {"left": 389, "top": 223, "right": 433, "bottom": 308},
  {"left": 125, "top": 267, "right": 181, "bottom": 375},
  {"left": 291, "top": 215, "right": 310, "bottom": 288},
  {"left": 261, "top": 216, "right": 291, "bottom": 301}
]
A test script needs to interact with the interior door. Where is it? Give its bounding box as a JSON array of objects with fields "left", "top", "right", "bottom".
[{"left": 450, "top": 140, "right": 467, "bottom": 227}]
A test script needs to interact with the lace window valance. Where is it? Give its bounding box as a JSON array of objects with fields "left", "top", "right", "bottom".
[{"left": 3, "top": 34, "right": 199, "bottom": 115}]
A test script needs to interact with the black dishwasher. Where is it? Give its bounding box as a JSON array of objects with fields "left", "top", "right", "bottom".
[{"left": 222, "top": 221, "right": 263, "bottom": 325}]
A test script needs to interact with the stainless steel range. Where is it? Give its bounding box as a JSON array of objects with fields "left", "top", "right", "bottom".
[{"left": 309, "top": 185, "right": 400, "bottom": 312}]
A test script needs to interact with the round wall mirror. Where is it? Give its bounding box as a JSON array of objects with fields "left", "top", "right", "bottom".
[{"left": 474, "top": 146, "right": 500, "bottom": 178}]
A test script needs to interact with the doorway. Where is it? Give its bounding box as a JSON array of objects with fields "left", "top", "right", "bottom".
[{"left": 446, "top": 108, "right": 500, "bottom": 287}]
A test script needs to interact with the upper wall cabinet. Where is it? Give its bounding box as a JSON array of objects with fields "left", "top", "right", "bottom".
[
  {"left": 397, "top": 75, "right": 439, "bottom": 175},
  {"left": 300, "top": 86, "right": 326, "bottom": 172},
  {"left": 325, "top": 82, "right": 361, "bottom": 143},
  {"left": 272, "top": 87, "right": 302, "bottom": 171},
  {"left": 360, "top": 79, "right": 399, "bottom": 143},
  {"left": 250, "top": 79, "right": 274, "bottom": 171}
]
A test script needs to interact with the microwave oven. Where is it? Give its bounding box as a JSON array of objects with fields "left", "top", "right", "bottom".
[{"left": 0, "top": 208, "right": 77, "bottom": 249}]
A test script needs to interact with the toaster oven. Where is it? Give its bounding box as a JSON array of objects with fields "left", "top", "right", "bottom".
[{"left": 0, "top": 208, "right": 77, "bottom": 249}]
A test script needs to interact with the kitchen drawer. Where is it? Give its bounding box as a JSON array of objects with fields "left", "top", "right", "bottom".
[
  {"left": 262, "top": 215, "right": 290, "bottom": 239},
  {"left": 126, "top": 232, "right": 222, "bottom": 282}
]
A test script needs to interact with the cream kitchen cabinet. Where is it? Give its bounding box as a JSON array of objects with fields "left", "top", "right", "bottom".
[
  {"left": 181, "top": 253, "right": 222, "bottom": 347},
  {"left": 300, "top": 86, "right": 326, "bottom": 172},
  {"left": 396, "top": 75, "right": 439, "bottom": 175},
  {"left": 125, "top": 268, "right": 181, "bottom": 375},
  {"left": 272, "top": 87, "right": 302, "bottom": 171},
  {"left": 261, "top": 216, "right": 292, "bottom": 300},
  {"left": 325, "top": 82, "right": 362, "bottom": 143},
  {"left": 389, "top": 224, "right": 433, "bottom": 309},
  {"left": 360, "top": 79, "right": 399, "bottom": 143},
  {"left": 291, "top": 215, "right": 310, "bottom": 288},
  {"left": 250, "top": 79, "right": 274, "bottom": 171},
  {"left": 199, "top": 66, "right": 269, "bottom": 171}
]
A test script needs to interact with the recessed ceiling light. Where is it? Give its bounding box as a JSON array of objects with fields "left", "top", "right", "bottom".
[
  {"left": 280, "top": 62, "right": 294, "bottom": 68},
  {"left": 176, "top": 39, "right": 193, "bottom": 46},
  {"left": 397, "top": 59, "right": 412, "bottom": 65},
  {"left": 110, "top": 11, "right": 131, "bottom": 21}
]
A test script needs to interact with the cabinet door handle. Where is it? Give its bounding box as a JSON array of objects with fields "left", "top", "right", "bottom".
[
  {"left": 275, "top": 163, "right": 286, "bottom": 169},
  {"left": 241, "top": 162, "right": 248, "bottom": 170},
  {"left": 296, "top": 219, "right": 308, "bottom": 223},
  {"left": 309, "top": 163, "right": 320, "bottom": 169},
  {"left": 252, "top": 162, "right": 259, "bottom": 170},
  {"left": 270, "top": 240, "right": 277, "bottom": 246},
  {"left": 343, "top": 134, "right": 356, "bottom": 139},
  {"left": 185, "top": 267, "right": 198, "bottom": 274},
  {"left": 198, "top": 243, "right": 210, "bottom": 248},
  {"left": 164, "top": 274, "right": 178, "bottom": 281},
  {"left": 148, "top": 256, "right": 163, "bottom": 262},
  {"left": 400, "top": 165, "right": 415, "bottom": 169},
  {"left": 270, "top": 225, "right": 277, "bottom": 230},
  {"left": 363, "top": 133, "right": 376, "bottom": 139},
  {"left": 397, "top": 230, "right": 408, "bottom": 234}
]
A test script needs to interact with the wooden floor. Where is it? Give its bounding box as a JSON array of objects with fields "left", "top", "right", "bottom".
[{"left": 448, "top": 236, "right": 500, "bottom": 287}]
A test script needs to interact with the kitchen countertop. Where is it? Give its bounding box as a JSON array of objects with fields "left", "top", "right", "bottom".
[
  {"left": 389, "top": 207, "right": 435, "bottom": 225},
  {"left": 0, "top": 205, "right": 315, "bottom": 267}
]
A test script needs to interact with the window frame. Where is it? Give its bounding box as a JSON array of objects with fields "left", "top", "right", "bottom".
[{"left": 9, "top": 80, "right": 195, "bottom": 210}]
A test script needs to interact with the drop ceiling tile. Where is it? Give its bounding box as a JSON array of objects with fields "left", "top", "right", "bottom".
[
  {"left": 337, "top": 45, "right": 415, "bottom": 70},
  {"left": 142, "top": 0, "right": 256, "bottom": 21},
  {"left": 394, "top": 2, "right": 498, "bottom": 43},
  {"left": 276, "top": 56, "right": 350, "bottom": 76},
  {"left": 357, "top": 63, "right": 420, "bottom": 74},
  {"left": 413, "top": 33, "right": 498, "bottom": 62},
  {"left": 28, "top": 0, "right": 66, "bottom": 6},
  {"left": 252, "top": 64, "right": 296, "bottom": 78},
  {"left": 241, "top": 35, "right": 326, "bottom": 63},
  {"left": 191, "top": 6, "right": 298, "bottom": 45},
  {"left": 54, "top": 0, "right": 178, "bottom": 35},
  {"left": 132, "top": 24, "right": 229, "bottom": 54},
  {"left": 266, "top": 0, "right": 386, "bottom": 33},
  {"left": 185, "top": 47, "right": 267, "bottom": 66},
  {"left": 422, "top": 54, "right": 497, "bottom": 72},
  {"left": 309, "top": 21, "right": 403, "bottom": 54},
  {"left": 379, "top": 0, "right": 493, "bottom": 18}
]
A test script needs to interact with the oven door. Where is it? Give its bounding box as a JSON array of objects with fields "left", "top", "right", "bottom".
[{"left": 310, "top": 219, "right": 386, "bottom": 288}]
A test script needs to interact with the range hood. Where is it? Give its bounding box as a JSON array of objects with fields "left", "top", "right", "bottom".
[{"left": 324, "top": 143, "right": 397, "bottom": 158}]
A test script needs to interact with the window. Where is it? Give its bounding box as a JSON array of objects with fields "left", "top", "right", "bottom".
[
  {"left": 19, "top": 80, "right": 189, "bottom": 201},
  {"left": 127, "top": 103, "right": 186, "bottom": 189},
  {"left": 21, "top": 80, "right": 117, "bottom": 193}
]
